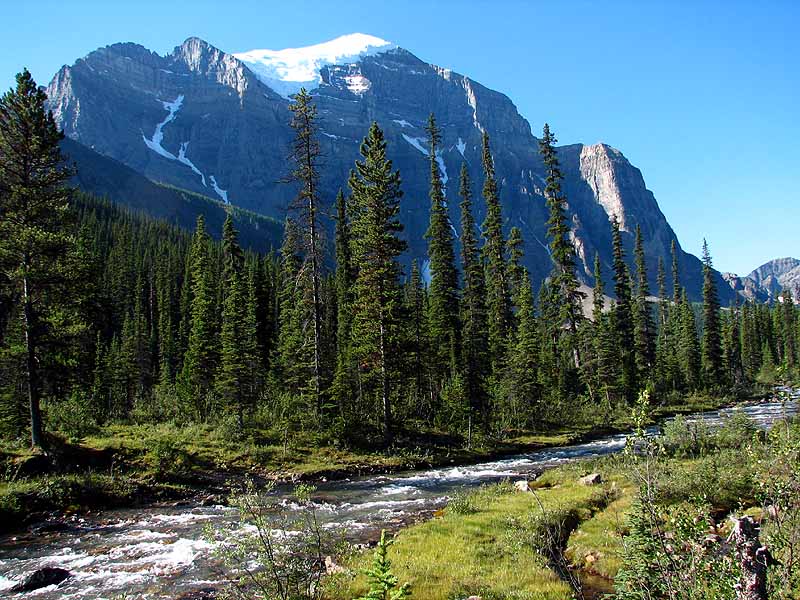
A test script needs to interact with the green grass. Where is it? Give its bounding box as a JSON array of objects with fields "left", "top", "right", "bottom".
[
  {"left": 324, "top": 469, "right": 618, "bottom": 600},
  {"left": 565, "top": 476, "right": 633, "bottom": 581}
]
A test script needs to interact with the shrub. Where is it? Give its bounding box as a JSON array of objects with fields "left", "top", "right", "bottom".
[
  {"left": 716, "top": 410, "right": 760, "bottom": 450},
  {"left": 45, "top": 391, "right": 99, "bottom": 441},
  {"left": 447, "top": 489, "right": 478, "bottom": 515},
  {"left": 146, "top": 436, "right": 191, "bottom": 477},
  {"left": 208, "top": 480, "right": 345, "bottom": 600}
]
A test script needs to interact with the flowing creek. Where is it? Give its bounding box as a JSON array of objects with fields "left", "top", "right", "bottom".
[{"left": 1, "top": 388, "right": 797, "bottom": 599}]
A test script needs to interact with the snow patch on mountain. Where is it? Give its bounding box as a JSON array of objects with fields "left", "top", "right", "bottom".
[
  {"left": 392, "top": 119, "right": 414, "bottom": 128},
  {"left": 177, "top": 142, "right": 206, "bottom": 187},
  {"left": 421, "top": 259, "right": 432, "bottom": 286},
  {"left": 436, "top": 155, "right": 448, "bottom": 188},
  {"left": 234, "top": 33, "right": 395, "bottom": 99},
  {"left": 403, "top": 134, "right": 448, "bottom": 191},
  {"left": 344, "top": 73, "right": 371, "bottom": 95},
  {"left": 142, "top": 95, "right": 184, "bottom": 159},
  {"left": 456, "top": 137, "right": 466, "bottom": 157},
  {"left": 402, "top": 134, "right": 428, "bottom": 156},
  {"left": 209, "top": 175, "right": 229, "bottom": 204}
]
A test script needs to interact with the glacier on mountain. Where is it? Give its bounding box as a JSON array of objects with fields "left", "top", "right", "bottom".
[{"left": 233, "top": 33, "right": 395, "bottom": 99}]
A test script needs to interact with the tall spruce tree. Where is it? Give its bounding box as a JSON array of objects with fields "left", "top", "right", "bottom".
[
  {"left": 507, "top": 227, "right": 525, "bottom": 306},
  {"left": 539, "top": 123, "right": 585, "bottom": 352},
  {"left": 507, "top": 271, "right": 539, "bottom": 427},
  {"left": 671, "top": 240, "right": 681, "bottom": 304},
  {"left": 700, "top": 239, "right": 723, "bottom": 388},
  {"left": 347, "top": 122, "right": 407, "bottom": 444},
  {"left": 633, "top": 225, "right": 656, "bottom": 382},
  {"left": 611, "top": 216, "right": 637, "bottom": 401},
  {"left": 331, "top": 189, "right": 355, "bottom": 412},
  {"left": 216, "top": 215, "right": 249, "bottom": 429},
  {"left": 424, "top": 114, "right": 460, "bottom": 385},
  {"left": 287, "top": 88, "right": 325, "bottom": 412},
  {"left": 679, "top": 289, "right": 702, "bottom": 390},
  {"left": 480, "top": 132, "right": 511, "bottom": 378},
  {"left": 592, "top": 253, "right": 606, "bottom": 324},
  {"left": 178, "top": 216, "right": 218, "bottom": 419},
  {"left": 404, "top": 260, "right": 429, "bottom": 418},
  {"left": 0, "top": 69, "right": 78, "bottom": 448},
  {"left": 591, "top": 253, "right": 618, "bottom": 408},
  {"left": 275, "top": 217, "right": 308, "bottom": 396},
  {"left": 458, "top": 164, "right": 489, "bottom": 431}
]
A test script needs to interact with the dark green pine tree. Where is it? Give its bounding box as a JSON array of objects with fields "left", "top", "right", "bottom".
[
  {"left": 740, "top": 301, "right": 761, "bottom": 381},
  {"left": 480, "top": 132, "right": 511, "bottom": 378},
  {"left": 590, "top": 253, "right": 619, "bottom": 409},
  {"left": 700, "top": 239, "right": 723, "bottom": 389},
  {"left": 723, "top": 297, "right": 744, "bottom": 386},
  {"left": 404, "top": 260, "right": 430, "bottom": 418},
  {"left": 0, "top": 69, "right": 78, "bottom": 448},
  {"left": 539, "top": 123, "right": 585, "bottom": 359},
  {"left": 331, "top": 189, "right": 356, "bottom": 413},
  {"left": 424, "top": 114, "right": 460, "bottom": 385},
  {"left": 275, "top": 217, "right": 309, "bottom": 396},
  {"left": 611, "top": 216, "right": 637, "bottom": 401},
  {"left": 592, "top": 253, "right": 606, "bottom": 324},
  {"left": 348, "top": 122, "right": 407, "bottom": 444},
  {"left": 178, "top": 216, "right": 218, "bottom": 420},
  {"left": 679, "top": 289, "right": 702, "bottom": 390},
  {"left": 632, "top": 225, "right": 656, "bottom": 382},
  {"left": 155, "top": 251, "right": 178, "bottom": 385},
  {"left": 656, "top": 256, "right": 669, "bottom": 331},
  {"left": 243, "top": 261, "right": 263, "bottom": 404},
  {"left": 671, "top": 239, "right": 681, "bottom": 304},
  {"left": 287, "top": 88, "right": 325, "bottom": 412},
  {"left": 216, "top": 215, "right": 250, "bottom": 430},
  {"left": 778, "top": 289, "right": 797, "bottom": 370},
  {"left": 507, "top": 270, "right": 539, "bottom": 427},
  {"left": 116, "top": 310, "right": 138, "bottom": 416},
  {"left": 507, "top": 226, "right": 525, "bottom": 306},
  {"left": 654, "top": 256, "right": 675, "bottom": 392},
  {"left": 458, "top": 164, "right": 489, "bottom": 427}
]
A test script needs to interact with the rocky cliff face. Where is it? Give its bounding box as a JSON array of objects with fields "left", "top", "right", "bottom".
[
  {"left": 725, "top": 258, "right": 800, "bottom": 302},
  {"left": 46, "top": 34, "right": 732, "bottom": 302}
]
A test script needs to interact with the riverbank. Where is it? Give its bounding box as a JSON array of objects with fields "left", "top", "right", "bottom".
[
  {"left": 0, "top": 388, "right": 774, "bottom": 534},
  {"left": 325, "top": 399, "right": 800, "bottom": 599}
]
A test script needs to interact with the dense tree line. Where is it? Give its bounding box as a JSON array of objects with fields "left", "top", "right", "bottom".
[{"left": 1, "top": 72, "right": 798, "bottom": 450}]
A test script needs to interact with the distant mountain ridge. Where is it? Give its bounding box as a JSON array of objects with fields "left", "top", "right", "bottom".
[
  {"left": 46, "top": 33, "right": 735, "bottom": 302},
  {"left": 724, "top": 257, "right": 800, "bottom": 303}
]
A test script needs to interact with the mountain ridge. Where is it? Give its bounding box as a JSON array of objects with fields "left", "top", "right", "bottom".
[{"left": 45, "top": 33, "right": 734, "bottom": 303}]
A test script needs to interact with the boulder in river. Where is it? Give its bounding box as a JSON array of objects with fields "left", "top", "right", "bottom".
[
  {"left": 10, "top": 567, "right": 71, "bottom": 592},
  {"left": 579, "top": 473, "right": 603, "bottom": 486}
]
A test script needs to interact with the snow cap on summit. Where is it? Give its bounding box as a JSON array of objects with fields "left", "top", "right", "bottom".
[{"left": 234, "top": 33, "right": 395, "bottom": 98}]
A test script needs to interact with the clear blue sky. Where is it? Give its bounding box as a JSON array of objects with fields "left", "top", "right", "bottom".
[{"left": 1, "top": 0, "right": 797, "bottom": 275}]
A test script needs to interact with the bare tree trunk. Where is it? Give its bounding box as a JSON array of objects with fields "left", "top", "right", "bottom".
[
  {"left": 731, "top": 516, "right": 770, "bottom": 600},
  {"left": 22, "top": 267, "right": 44, "bottom": 450}
]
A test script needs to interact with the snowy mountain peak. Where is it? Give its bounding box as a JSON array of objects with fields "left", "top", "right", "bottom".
[{"left": 233, "top": 33, "right": 395, "bottom": 99}]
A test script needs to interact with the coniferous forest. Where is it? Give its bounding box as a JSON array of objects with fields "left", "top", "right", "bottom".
[
  {"left": 1, "top": 72, "right": 798, "bottom": 452},
  {"left": 2, "top": 67, "right": 800, "bottom": 600}
]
